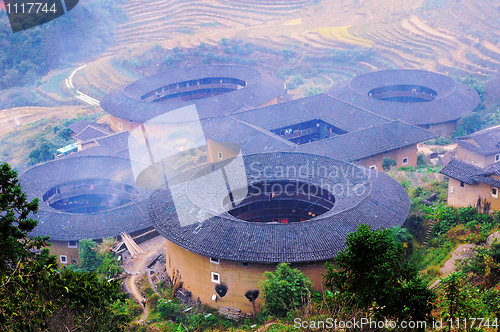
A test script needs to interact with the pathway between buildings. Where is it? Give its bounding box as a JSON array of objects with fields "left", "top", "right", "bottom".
[{"left": 121, "top": 235, "right": 166, "bottom": 324}]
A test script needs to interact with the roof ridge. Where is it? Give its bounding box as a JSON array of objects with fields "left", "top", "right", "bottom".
[
  {"left": 325, "top": 94, "right": 394, "bottom": 123},
  {"left": 226, "top": 115, "right": 296, "bottom": 147}
]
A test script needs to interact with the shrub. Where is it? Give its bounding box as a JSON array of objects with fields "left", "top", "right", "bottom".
[
  {"left": 148, "top": 293, "right": 160, "bottom": 311},
  {"left": 158, "top": 299, "right": 179, "bottom": 320},
  {"left": 382, "top": 158, "right": 397, "bottom": 170},
  {"left": 417, "top": 153, "right": 427, "bottom": 167},
  {"left": 259, "top": 263, "right": 313, "bottom": 317}
]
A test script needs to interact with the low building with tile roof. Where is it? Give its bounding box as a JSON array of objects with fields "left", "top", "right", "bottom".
[
  {"left": 453, "top": 125, "right": 500, "bottom": 167},
  {"left": 440, "top": 159, "right": 500, "bottom": 214},
  {"left": 328, "top": 70, "right": 480, "bottom": 136},
  {"left": 149, "top": 152, "right": 410, "bottom": 314}
]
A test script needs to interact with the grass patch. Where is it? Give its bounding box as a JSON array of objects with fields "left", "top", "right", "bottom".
[{"left": 39, "top": 69, "right": 72, "bottom": 97}]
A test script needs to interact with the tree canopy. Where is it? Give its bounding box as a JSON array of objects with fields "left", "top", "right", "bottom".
[{"left": 323, "top": 224, "right": 435, "bottom": 323}]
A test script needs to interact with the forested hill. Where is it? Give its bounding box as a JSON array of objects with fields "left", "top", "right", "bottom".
[{"left": 0, "top": 0, "right": 126, "bottom": 90}]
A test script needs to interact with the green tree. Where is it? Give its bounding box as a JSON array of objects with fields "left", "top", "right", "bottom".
[
  {"left": 291, "top": 74, "right": 303, "bottom": 86},
  {"left": 282, "top": 48, "right": 294, "bottom": 61},
  {"left": 96, "top": 252, "right": 123, "bottom": 279},
  {"left": 437, "top": 272, "right": 484, "bottom": 330},
  {"left": 323, "top": 224, "right": 435, "bottom": 322},
  {"left": 0, "top": 163, "right": 45, "bottom": 271},
  {"left": 259, "top": 262, "right": 313, "bottom": 317},
  {"left": 78, "top": 239, "right": 103, "bottom": 272},
  {"left": 452, "top": 112, "right": 482, "bottom": 137},
  {"left": 382, "top": 157, "right": 397, "bottom": 170},
  {"left": 305, "top": 86, "right": 322, "bottom": 96},
  {"left": 28, "top": 140, "right": 56, "bottom": 165}
]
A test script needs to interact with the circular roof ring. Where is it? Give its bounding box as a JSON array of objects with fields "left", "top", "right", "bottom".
[
  {"left": 328, "top": 69, "right": 480, "bottom": 126},
  {"left": 149, "top": 152, "right": 410, "bottom": 263}
]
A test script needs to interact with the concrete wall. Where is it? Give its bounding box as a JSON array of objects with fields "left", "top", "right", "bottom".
[
  {"left": 355, "top": 144, "right": 417, "bottom": 171},
  {"left": 447, "top": 178, "right": 500, "bottom": 211},
  {"left": 456, "top": 146, "right": 497, "bottom": 168},
  {"left": 47, "top": 240, "right": 79, "bottom": 265},
  {"left": 165, "top": 240, "right": 329, "bottom": 315}
]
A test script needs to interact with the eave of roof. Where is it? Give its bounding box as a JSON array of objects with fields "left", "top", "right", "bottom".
[
  {"left": 454, "top": 126, "right": 500, "bottom": 155},
  {"left": 440, "top": 159, "right": 500, "bottom": 187}
]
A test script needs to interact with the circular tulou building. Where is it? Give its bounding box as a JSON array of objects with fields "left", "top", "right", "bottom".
[
  {"left": 328, "top": 69, "right": 480, "bottom": 136},
  {"left": 20, "top": 156, "right": 153, "bottom": 265},
  {"left": 100, "top": 65, "right": 285, "bottom": 132},
  {"left": 148, "top": 152, "right": 410, "bottom": 314}
]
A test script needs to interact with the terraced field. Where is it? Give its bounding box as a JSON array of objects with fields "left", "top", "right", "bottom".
[{"left": 75, "top": 0, "right": 500, "bottom": 96}]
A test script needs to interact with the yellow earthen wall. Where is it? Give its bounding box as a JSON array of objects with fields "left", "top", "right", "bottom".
[
  {"left": 47, "top": 240, "right": 79, "bottom": 265},
  {"left": 355, "top": 144, "right": 418, "bottom": 171},
  {"left": 165, "top": 241, "right": 328, "bottom": 314},
  {"left": 447, "top": 178, "right": 500, "bottom": 211},
  {"left": 258, "top": 97, "right": 279, "bottom": 108},
  {"left": 108, "top": 115, "right": 143, "bottom": 133},
  {"left": 456, "top": 146, "right": 497, "bottom": 168},
  {"left": 206, "top": 139, "right": 239, "bottom": 163},
  {"left": 416, "top": 121, "right": 457, "bottom": 137}
]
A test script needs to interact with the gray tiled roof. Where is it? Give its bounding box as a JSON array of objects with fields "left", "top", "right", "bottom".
[
  {"left": 440, "top": 159, "right": 500, "bottom": 187},
  {"left": 328, "top": 70, "right": 480, "bottom": 126},
  {"left": 298, "top": 120, "right": 437, "bottom": 161},
  {"left": 232, "top": 93, "right": 389, "bottom": 132},
  {"left": 20, "top": 156, "right": 152, "bottom": 241},
  {"left": 74, "top": 125, "right": 111, "bottom": 142},
  {"left": 454, "top": 126, "right": 500, "bottom": 156},
  {"left": 149, "top": 152, "right": 410, "bottom": 263},
  {"left": 64, "top": 131, "right": 131, "bottom": 159},
  {"left": 201, "top": 116, "right": 295, "bottom": 155},
  {"left": 100, "top": 65, "right": 284, "bottom": 122},
  {"left": 68, "top": 120, "right": 90, "bottom": 134}
]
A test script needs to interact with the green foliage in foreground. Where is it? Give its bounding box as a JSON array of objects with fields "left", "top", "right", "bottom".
[
  {"left": 0, "top": 162, "right": 131, "bottom": 331},
  {"left": 323, "top": 224, "right": 436, "bottom": 323},
  {"left": 259, "top": 262, "right": 314, "bottom": 317}
]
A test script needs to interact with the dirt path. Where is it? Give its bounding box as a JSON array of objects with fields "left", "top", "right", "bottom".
[
  {"left": 121, "top": 235, "right": 167, "bottom": 324},
  {"left": 418, "top": 143, "right": 457, "bottom": 155},
  {"left": 125, "top": 274, "right": 149, "bottom": 323},
  {"left": 430, "top": 244, "right": 475, "bottom": 288}
]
